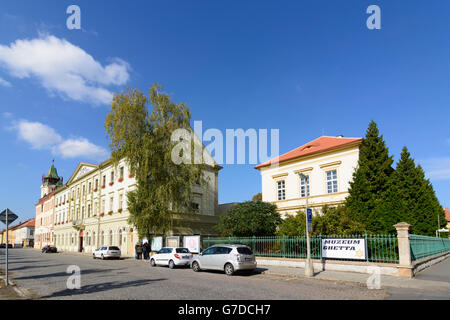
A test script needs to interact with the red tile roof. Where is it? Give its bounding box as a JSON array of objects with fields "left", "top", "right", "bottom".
[
  {"left": 255, "top": 136, "right": 363, "bottom": 169},
  {"left": 445, "top": 207, "right": 450, "bottom": 222}
]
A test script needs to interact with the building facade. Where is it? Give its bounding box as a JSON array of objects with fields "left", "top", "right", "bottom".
[
  {"left": 13, "top": 219, "right": 35, "bottom": 247},
  {"left": 34, "top": 162, "right": 62, "bottom": 249},
  {"left": 255, "top": 136, "right": 363, "bottom": 217},
  {"left": 53, "top": 157, "right": 221, "bottom": 256}
]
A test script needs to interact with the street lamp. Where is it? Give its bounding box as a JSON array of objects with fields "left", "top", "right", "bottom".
[{"left": 298, "top": 172, "right": 314, "bottom": 277}]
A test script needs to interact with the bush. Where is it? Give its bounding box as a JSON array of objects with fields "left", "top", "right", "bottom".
[{"left": 215, "top": 201, "right": 282, "bottom": 236}]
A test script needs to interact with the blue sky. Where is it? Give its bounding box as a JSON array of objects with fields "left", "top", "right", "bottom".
[{"left": 1, "top": 1, "right": 450, "bottom": 222}]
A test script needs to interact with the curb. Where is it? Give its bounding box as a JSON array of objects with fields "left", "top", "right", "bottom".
[{"left": 0, "top": 276, "right": 29, "bottom": 299}]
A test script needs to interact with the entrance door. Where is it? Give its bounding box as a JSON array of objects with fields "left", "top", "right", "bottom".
[
  {"left": 79, "top": 230, "right": 84, "bottom": 252},
  {"left": 128, "top": 229, "right": 134, "bottom": 256}
]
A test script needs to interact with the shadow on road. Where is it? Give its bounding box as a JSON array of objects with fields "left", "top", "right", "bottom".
[
  {"left": 41, "top": 278, "right": 167, "bottom": 299},
  {"left": 13, "top": 268, "right": 128, "bottom": 281}
]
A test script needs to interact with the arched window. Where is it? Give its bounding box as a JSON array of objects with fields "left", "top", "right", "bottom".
[{"left": 119, "top": 229, "right": 122, "bottom": 247}]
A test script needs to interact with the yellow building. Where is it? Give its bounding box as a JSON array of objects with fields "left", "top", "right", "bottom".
[
  {"left": 255, "top": 136, "right": 363, "bottom": 217},
  {"left": 53, "top": 156, "right": 221, "bottom": 256}
]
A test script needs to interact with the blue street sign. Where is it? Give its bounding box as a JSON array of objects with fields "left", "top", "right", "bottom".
[{"left": 307, "top": 208, "right": 312, "bottom": 223}]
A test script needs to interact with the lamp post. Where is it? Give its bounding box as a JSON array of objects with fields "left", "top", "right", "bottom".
[{"left": 298, "top": 173, "right": 314, "bottom": 277}]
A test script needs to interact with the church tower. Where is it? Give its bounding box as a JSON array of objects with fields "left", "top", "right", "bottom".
[{"left": 40, "top": 160, "right": 63, "bottom": 198}]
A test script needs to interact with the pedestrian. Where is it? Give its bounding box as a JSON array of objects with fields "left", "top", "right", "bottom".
[
  {"left": 135, "top": 241, "right": 143, "bottom": 260},
  {"left": 143, "top": 241, "right": 150, "bottom": 260}
]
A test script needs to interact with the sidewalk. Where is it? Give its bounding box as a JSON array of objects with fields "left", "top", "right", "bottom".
[
  {"left": 257, "top": 264, "right": 450, "bottom": 292},
  {"left": 0, "top": 272, "right": 28, "bottom": 300}
]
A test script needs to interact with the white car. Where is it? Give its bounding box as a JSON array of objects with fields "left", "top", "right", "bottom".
[
  {"left": 150, "top": 247, "right": 193, "bottom": 268},
  {"left": 93, "top": 246, "right": 121, "bottom": 260}
]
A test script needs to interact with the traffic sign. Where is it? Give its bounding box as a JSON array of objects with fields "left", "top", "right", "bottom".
[{"left": 0, "top": 209, "right": 18, "bottom": 225}]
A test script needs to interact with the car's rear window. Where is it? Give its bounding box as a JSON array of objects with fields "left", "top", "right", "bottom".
[
  {"left": 176, "top": 248, "right": 190, "bottom": 253},
  {"left": 109, "top": 246, "right": 120, "bottom": 251},
  {"left": 237, "top": 247, "right": 253, "bottom": 255}
]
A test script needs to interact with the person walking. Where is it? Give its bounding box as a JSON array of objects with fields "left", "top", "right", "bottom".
[
  {"left": 135, "top": 241, "right": 143, "bottom": 260},
  {"left": 143, "top": 241, "right": 150, "bottom": 260}
]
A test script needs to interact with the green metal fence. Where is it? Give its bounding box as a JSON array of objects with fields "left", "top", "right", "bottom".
[
  {"left": 409, "top": 234, "right": 450, "bottom": 261},
  {"left": 202, "top": 234, "right": 399, "bottom": 263}
]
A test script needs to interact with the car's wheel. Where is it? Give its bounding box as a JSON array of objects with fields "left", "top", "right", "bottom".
[
  {"left": 101, "top": 254, "right": 105, "bottom": 260},
  {"left": 224, "top": 263, "right": 235, "bottom": 276},
  {"left": 150, "top": 259, "right": 156, "bottom": 267},
  {"left": 93, "top": 254, "right": 96, "bottom": 259},
  {"left": 192, "top": 261, "right": 201, "bottom": 272},
  {"left": 169, "top": 260, "right": 175, "bottom": 269}
]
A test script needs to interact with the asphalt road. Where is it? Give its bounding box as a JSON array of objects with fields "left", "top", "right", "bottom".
[{"left": 0, "top": 248, "right": 388, "bottom": 300}]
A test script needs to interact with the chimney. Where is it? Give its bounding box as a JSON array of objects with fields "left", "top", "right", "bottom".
[{"left": 337, "top": 135, "right": 344, "bottom": 138}]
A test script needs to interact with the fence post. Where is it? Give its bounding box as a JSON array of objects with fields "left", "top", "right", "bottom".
[{"left": 394, "top": 222, "right": 413, "bottom": 278}]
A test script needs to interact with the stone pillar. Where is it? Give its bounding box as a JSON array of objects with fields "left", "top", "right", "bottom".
[{"left": 394, "top": 222, "right": 413, "bottom": 278}]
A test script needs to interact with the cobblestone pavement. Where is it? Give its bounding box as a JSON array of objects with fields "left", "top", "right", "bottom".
[{"left": 0, "top": 248, "right": 388, "bottom": 300}]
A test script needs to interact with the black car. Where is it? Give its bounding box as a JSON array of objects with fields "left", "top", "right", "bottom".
[
  {"left": 42, "top": 245, "right": 57, "bottom": 253},
  {"left": 0, "top": 243, "right": 12, "bottom": 248}
]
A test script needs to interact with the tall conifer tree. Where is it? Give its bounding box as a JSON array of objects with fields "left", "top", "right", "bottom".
[
  {"left": 345, "top": 121, "right": 394, "bottom": 233},
  {"left": 377, "top": 147, "right": 444, "bottom": 235}
]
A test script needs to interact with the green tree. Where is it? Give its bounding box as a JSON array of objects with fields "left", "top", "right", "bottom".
[
  {"left": 276, "top": 212, "right": 306, "bottom": 236},
  {"left": 379, "top": 147, "right": 444, "bottom": 235},
  {"left": 314, "top": 206, "right": 366, "bottom": 235},
  {"left": 277, "top": 206, "right": 366, "bottom": 236},
  {"left": 252, "top": 193, "right": 262, "bottom": 201},
  {"left": 345, "top": 120, "right": 394, "bottom": 233},
  {"left": 105, "top": 84, "right": 203, "bottom": 239},
  {"left": 216, "top": 201, "right": 282, "bottom": 236}
]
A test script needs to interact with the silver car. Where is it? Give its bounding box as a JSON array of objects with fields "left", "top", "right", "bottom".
[
  {"left": 190, "top": 244, "right": 257, "bottom": 276},
  {"left": 93, "top": 246, "right": 121, "bottom": 260}
]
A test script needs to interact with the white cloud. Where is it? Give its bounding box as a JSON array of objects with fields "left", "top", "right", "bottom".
[
  {"left": 0, "top": 35, "right": 130, "bottom": 105},
  {"left": 54, "top": 138, "right": 108, "bottom": 160},
  {"left": 420, "top": 157, "right": 450, "bottom": 181},
  {"left": 15, "top": 120, "right": 62, "bottom": 150},
  {"left": 0, "top": 77, "right": 11, "bottom": 87},
  {"left": 12, "top": 119, "right": 108, "bottom": 161}
]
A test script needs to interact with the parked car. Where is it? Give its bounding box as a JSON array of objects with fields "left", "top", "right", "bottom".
[
  {"left": 0, "top": 243, "right": 12, "bottom": 249},
  {"left": 190, "top": 244, "right": 257, "bottom": 276},
  {"left": 42, "top": 245, "right": 57, "bottom": 253},
  {"left": 93, "top": 246, "right": 121, "bottom": 260},
  {"left": 150, "top": 247, "right": 193, "bottom": 269}
]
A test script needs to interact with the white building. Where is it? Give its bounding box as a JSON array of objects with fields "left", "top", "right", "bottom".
[
  {"left": 13, "top": 219, "right": 35, "bottom": 247},
  {"left": 255, "top": 136, "right": 363, "bottom": 217}
]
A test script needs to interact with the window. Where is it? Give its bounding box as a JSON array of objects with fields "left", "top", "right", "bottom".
[
  {"left": 191, "top": 202, "right": 200, "bottom": 213},
  {"left": 88, "top": 204, "right": 91, "bottom": 217},
  {"left": 95, "top": 179, "right": 98, "bottom": 190},
  {"left": 102, "top": 175, "right": 106, "bottom": 186},
  {"left": 110, "top": 171, "right": 114, "bottom": 183},
  {"left": 216, "top": 247, "right": 232, "bottom": 254},
  {"left": 202, "top": 247, "right": 215, "bottom": 255},
  {"left": 326, "top": 170, "right": 338, "bottom": 194},
  {"left": 300, "top": 175, "right": 310, "bottom": 198},
  {"left": 109, "top": 197, "right": 114, "bottom": 212},
  {"left": 88, "top": 182, "right": 91, "bottom": 193},
  {"left": 82, "top": 185, "right": 85, "bottom": 196},
  {"left": 119, "top": 194, "right": 123, "bottom": 210},
  {"left": 237, "top": 247, "right": 253, "bottom": 255},
  {"left": 120, "top": 167, "right": 124, "bottom": 179},
  {"left": 277, "top": 180, "right": 286, "bottom": 200}
]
